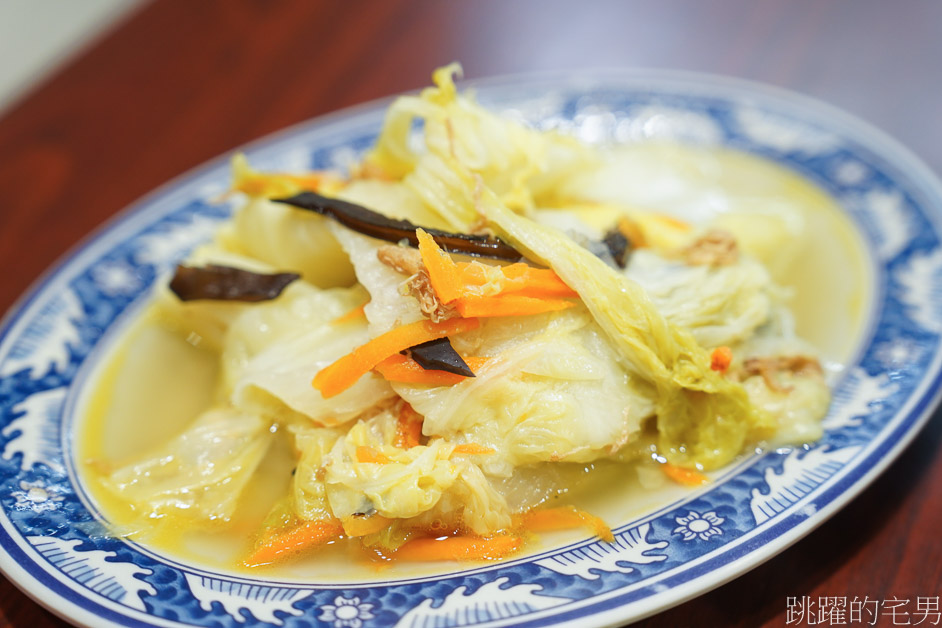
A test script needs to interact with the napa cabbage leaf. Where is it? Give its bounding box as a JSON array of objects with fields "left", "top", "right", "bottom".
[
  {"left": 100, "top": 408, "right": 273, "bottom": 521},
  {"left": 364, "top": 63, "right": 598, "bottom": 229},
  {"left": 223, "top": 280, "right": 395, "bottom": 427}
]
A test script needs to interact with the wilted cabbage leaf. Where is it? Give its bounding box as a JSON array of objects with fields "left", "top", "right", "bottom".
[{"left": 101, "top": 408, "right": 273, "bottom": 521}]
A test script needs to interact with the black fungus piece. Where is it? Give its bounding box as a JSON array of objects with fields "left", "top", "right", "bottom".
[
  {"left": 404, "top": 337, "right": 476, "bottom": 377},
  {"left": 602, "top": 227, "right": 632, "bottom": 268},
  {"left": 169, "top": 264, "right": 300, "bottom": 302},
  {"left": 273, "top": 191, "right": 522, "bottom": 261}
]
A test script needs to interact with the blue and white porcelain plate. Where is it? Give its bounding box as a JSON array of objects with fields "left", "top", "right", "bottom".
[{"left": 2, "top": 71, "right": 941, "bottom": 627}]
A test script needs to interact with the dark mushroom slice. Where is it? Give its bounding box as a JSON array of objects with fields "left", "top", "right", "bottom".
[
  {"left": 169, "top": 264, "right": 300, "bottom": 302},
  {"left": 602, "top": 227, "right": 632, "bottom": 269},
  {"left": 273, "top": 191, "right": 521, "bottom": 261},
  {"left": 403, "top": 337, "right": 475, "bottom": 377}
]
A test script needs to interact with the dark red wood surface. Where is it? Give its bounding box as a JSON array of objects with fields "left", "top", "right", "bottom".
[{"left": 1, "top": 1, "right": 940, "bottom": 626}]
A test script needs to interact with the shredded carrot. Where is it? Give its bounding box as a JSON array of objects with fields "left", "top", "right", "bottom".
[
  {"left": 481, "top": 263, "right": 578, "bottom": 298},
  {"left": 375, "top": 356, "right": 466, "bottom": 386},
  {"left": 394, "top": 535, "right": 522, "bottom": 561},
  {"left": 454, "top": 293, "right": 574, "bottom": 318},
  {"left": 457, "top": 262, "right": 577, "bottom": 299},
  {"left": 395, "top": 403, "right": 424, "bottom": 448},
  {"left": 342, "top": 514, "right": 392, "bottom": 537},
  {"left": 375, "top": 354, "right": 489, "bottom": 386},
  {"left": 332, "top": 301, "right": 368, "bottom": 324},
  {"left": 313, "top": 317, "right": 480, "bottom": 398},
  {"left": 518, "top": 506, "right": 613, "bottom": 542},
  {"left": 662, "top": 463, "right": 710, "bottom": 486},
  {"left": 451, "top": 443, "right": 496, "bottom": 456},
  {"left": 450, "top": 260, "right": 493, "bottom": 285},
  {"left": 418, "top": 230, "right": 576, "bottom": 305},
  {"left": 356, "top": 445, "right": 391, "bottom": 464},
  {"left": 417, "top": 229, "right": 463, "bottom": 303},
  {"left": 244, "top": 519, "right": 344, "bottom": 566},
  {"left": 710, "top": 346, "right": 733, "bottom": 372}
]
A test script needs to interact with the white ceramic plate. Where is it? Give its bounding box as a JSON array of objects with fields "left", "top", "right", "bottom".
[{"left": 2, "top": 71, "right": 942, "bottom": 627}]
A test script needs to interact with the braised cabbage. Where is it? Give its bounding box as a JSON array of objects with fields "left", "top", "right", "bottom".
[{"left": 92, "top": 64, "right": 833, "bottom": 564}]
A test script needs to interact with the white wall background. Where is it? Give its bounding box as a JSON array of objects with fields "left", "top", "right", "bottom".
[{"left": 0, "top": 0, "right": 142, "bottom": 114}]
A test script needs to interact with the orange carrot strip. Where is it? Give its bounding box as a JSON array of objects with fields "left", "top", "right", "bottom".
[
  {"left": 454, "top": 294, "right": 574, "bottom": 318},
  {"left": 244, "top": 519, "right": 344, "bottom": 566},
  {"left": 520, "top": 506, "right": 613, "bottom": 542},
  {"left": 394, "top": 535, "right": 522, "bottom": 562},
  {"left": 451, "top": 443, "right": 496, "bottom": 456},
  {"left": 342, "top": 514, "right": 392, "bottom": 537},
  {"left": 313, "top": 317, "right": 480, "bottom": 398},
  {"left": 511, "top": 285, "right": 580, "bottom": 300},
  {"left": 493, "top": 263, "right": 578, "bottom": 298},
  {"left": 395, "top": 403, "right": 424, "bottom": 448},
  {"left": 417, "top": 229, "right": 463, "bottom": 304},
  {"left": 710, "top": 346, "right": 733, "bottom": 372},
  {"left": 375, "top": 354, "right": 489, "bottom": 386},
  {"left": 417, "top": 232, "right": 576, "bottom": 306},
  {"left": 456, "top": 262, "right": 577, "bottom": 299},
  {"left": 375, "top": 354, "right": 466, "bottom": 386},
  {"left": 662, "top": 463, "right": 710, "bottom": 486},
  {"left": 452, "top": 261, "right": 496, "bottom": 286},
  {"left": 356, "top": 445, "right": 391, "bottom": 464},
  {"left": 332, "top": 301, "right": 368, "bottom": 324}
]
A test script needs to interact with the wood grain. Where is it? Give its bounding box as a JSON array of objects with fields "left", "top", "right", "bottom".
[{"left": 1, "top": 1, "right": 940, "bottom": 626}]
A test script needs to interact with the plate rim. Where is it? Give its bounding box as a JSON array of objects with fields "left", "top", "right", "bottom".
[{"left": 2, "top": 68, "right": 941, "bottom": 627}]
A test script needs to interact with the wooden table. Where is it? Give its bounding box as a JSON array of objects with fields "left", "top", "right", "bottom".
[{"left": 1, "top": 1, "right": 940, "bottom": 626}]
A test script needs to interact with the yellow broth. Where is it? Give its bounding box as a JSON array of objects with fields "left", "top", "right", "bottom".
[{"left": 75, "top": 144, "right": 872, "bottom": 580}]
